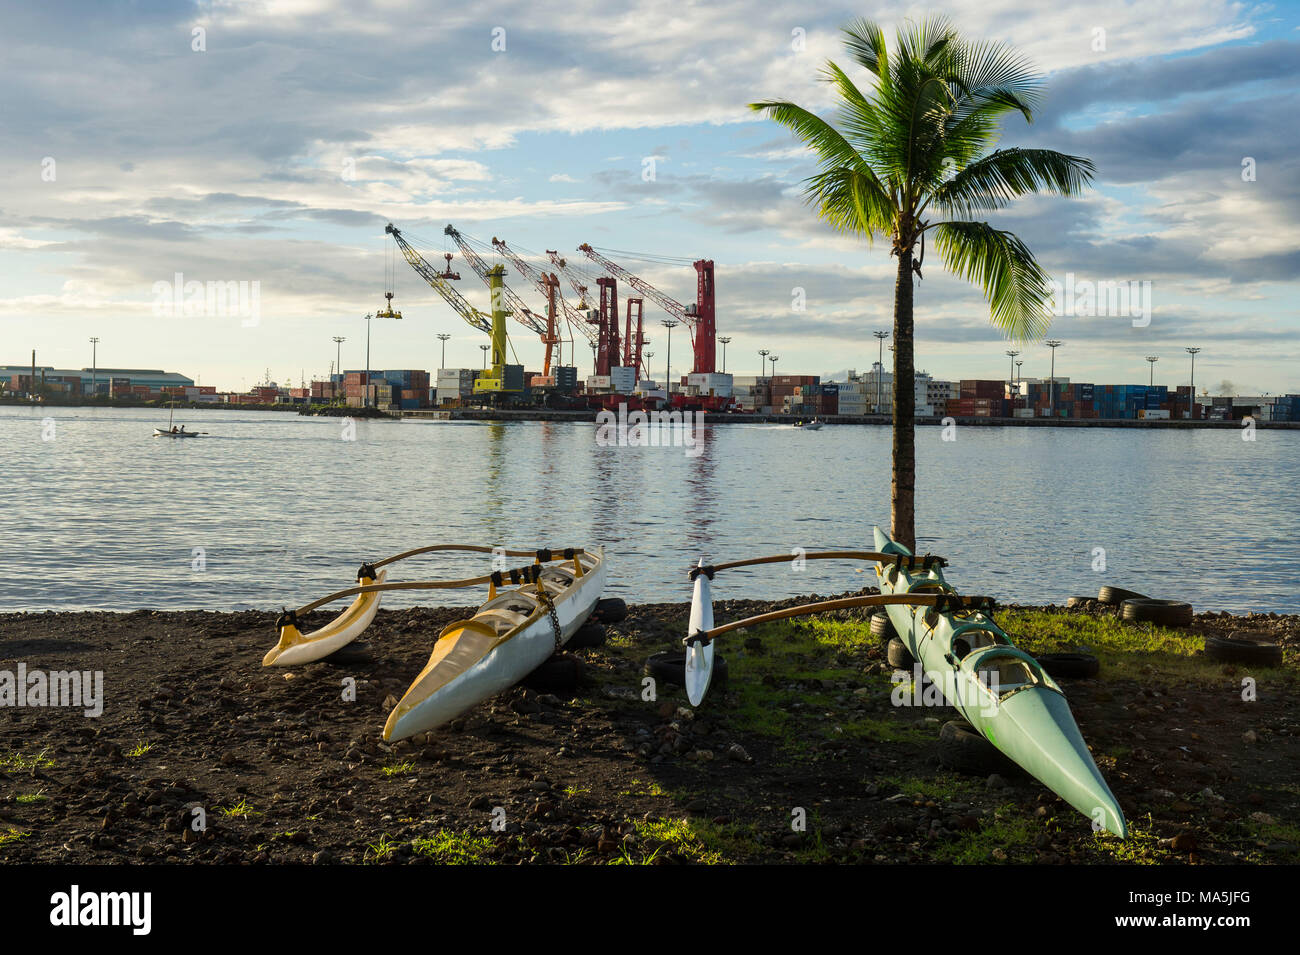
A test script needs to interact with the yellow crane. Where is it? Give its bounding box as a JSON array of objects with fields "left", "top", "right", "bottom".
[{"left": 385, "top": 223, "right": 517, "bottom": 397}]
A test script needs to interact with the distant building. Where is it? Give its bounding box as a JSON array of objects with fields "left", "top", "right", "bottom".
[{"left": 1, "top": 365, "right": 194, "bottom": 398}]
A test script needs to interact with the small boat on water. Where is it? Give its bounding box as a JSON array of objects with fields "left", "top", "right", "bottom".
[
  {"left": 682, "top": 530, "right": 1126, "bottom": 837},
  {"left": 262, "top": 544, "right": 606, "bottom": 741},
  {"left": 153, "top": 400, "right": 204, "bottom": 437}
]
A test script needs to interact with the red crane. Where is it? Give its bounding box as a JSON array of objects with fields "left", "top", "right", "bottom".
[
  {"left": 577, "top": 245, "right": 716, "bottom": 375},
  {"left": 623, "top": 298, "right": 645, "bottom": 379},
  {"left": 546, "top": 251, "right": 618, "bottom": 376}
]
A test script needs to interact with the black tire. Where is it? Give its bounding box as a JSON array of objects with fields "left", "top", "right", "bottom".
[
  {"left": 1121, "top": 598, "right": 1193, "bottom": 628},
  {"left": 592, "top": 597, "right": 627, "bottom": 624},
  {"left": 871, "top": 613, "right": 897, "bottom": 641},
  {"left": 1204, "top": 635, "right": 1284, "bottom": 667},
  {"left": 519, "top": 653, "right": 586, "bottom": 694},
  {"left": 1034, "top": 652, "right": 1100, "bottom": 679},
  {"left": 644, "top": 651, "right": 729, "bottom": 692},
  {"left": 566, "top": 621, "right": 607, "bottom": 650},
  {"left": 1098, "top": 585, "right": 1149, "bottom": 606},
  {"left": 886, "top": 637, "right": 915, "bottom": 670},
  {"left": 937, "top": 721, "right": 1019, "bottom": 777}
]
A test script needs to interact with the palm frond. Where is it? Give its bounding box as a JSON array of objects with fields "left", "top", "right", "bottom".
[
  {"left": 930, "top": 148, "right": 1096, "bottom": 218},
  {"left": 933, "top": 221, "right": 1054, "bottom": 341}
]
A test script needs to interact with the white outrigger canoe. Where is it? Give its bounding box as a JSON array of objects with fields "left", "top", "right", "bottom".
[
  {"left": 683, "top": 531, "right": 1126, "bottom": 837},
  {"left": 384, "top": 547, "right": 605, "bottom": 741},
  {"left": 261, "top": 544, "right": 606, "bottom": 740}
]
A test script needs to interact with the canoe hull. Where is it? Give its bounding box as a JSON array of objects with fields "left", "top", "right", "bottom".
[
  {"left": 873, "top": 527, "right": 1126, "bottom": 837},
  {"left": 383, "top": 549, "right": 606, "bottom": 740}
]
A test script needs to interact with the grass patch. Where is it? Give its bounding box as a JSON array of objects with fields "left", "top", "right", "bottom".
[
  {"left": 364, "top": 834, "right": 398, "bottom": 862},
  {"left": 0, "top": 749, "right": 54, "bottom": 772},
  {"left": 217, "top": 797, "right": 260, "bottom": 819},
  {"left": 632, "top": 817, "right": 729, "bottom": 864},
  {"left": 929, "top": 806, "right": 1038, "bottom": 864},
  {"left": 380, "top": 760, "right": 416, "bottom": 778},
  {"left": 125, "top": 741, "right": 151, "bottom": 758},
  {"left": 410, "top": 830, "right": 498, "bottom": 864},
  {"left": 998, "top": 608, "right": 1296, "bottom": 687},
  {"left": 0, "top": 827, "right": 26, "bottom": 847},
  {"left": 15, "top": 790, "right": 47, "bottom": 805}
]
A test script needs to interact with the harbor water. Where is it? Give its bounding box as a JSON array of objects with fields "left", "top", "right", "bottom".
[{"left": 2, "top": 406, "right": 1296, "bottom": 613}]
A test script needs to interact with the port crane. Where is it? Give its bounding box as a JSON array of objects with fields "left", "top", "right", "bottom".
[
  {"left": 578, "top": 245, "right": 717, "bottom": 375},
  {"left": 385, "top": 222, "right": 516, "bottom": 397},
  {"left": 489, "top": 237, "right": 588, "bottom": 377},
  {"left": 546, "top": 251, "right": 619, "bottom": 376},
  {"left": 443, "top": 225, "right": 562, "bottom": 378}
]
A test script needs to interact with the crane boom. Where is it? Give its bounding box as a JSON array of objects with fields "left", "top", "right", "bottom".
[
  {"left": 444, "top": 225, "right": 547, "bottom": 337},
  {"left": 578, "top": 244, "right": 717, "bottom": 374},
  {"left": 490, "top": 237, "right": 589, "bottom": 366},
  {"left": 385, "top": 223, "right": 490, "bottom": 334},
  {"left": 543, "top": 251, "right": 599, "bottom": 347}
]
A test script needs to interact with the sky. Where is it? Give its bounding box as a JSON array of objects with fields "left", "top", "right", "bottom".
[{"left": 1, "top": 0, "right": 1297, "bottom": 394}]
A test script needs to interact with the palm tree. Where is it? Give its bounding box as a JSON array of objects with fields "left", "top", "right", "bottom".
[{"left": 752, "top": 16, "right": 1093, "bottom": 548}]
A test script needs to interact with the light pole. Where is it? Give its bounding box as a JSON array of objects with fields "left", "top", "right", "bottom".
[
  {"left": 363, "top": 314, "right": 373, "bottom": 408},
  {"left": 769, "top": 355, "right": 779, "bottom": 381},
  {"left": 1186, "top": 347, "right": 1201, "bottom": 419},
  {"left": 1015, "top": 359, "right": 1023, "bottom": 398},
  {"left": 332, "top": 336, "right": 345, "bottom": 399},
  {"left": 874, "top": 330, "right": 889, "bottom": 414},
  {"left": 89, "top": 337, "right": 99, "bottom": 399},
  {"left": 1045, "top": 340, "right": 1062, "bottom": 417},
  {"left": 437, "top": 333, "right": 451, "bottom": 371},
  {"left": 758, "top": 349, "right": 770, "bottom": 378},
  {"left": 718, "top": 336, "right": 731, "bottom": 374},
  {"left": 1145, "top": 355, "right": 1158, "bottom": 387},
  {"left": 1006, "top": 349, "right": 1019, "bottom": 402},
  {"left": 661, "top": 319, "right": 678, "bottom": 395}
]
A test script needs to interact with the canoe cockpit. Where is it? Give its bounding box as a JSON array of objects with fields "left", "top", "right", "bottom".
[{"left": 972, "top": 649, "right": 1060, "bottom": 700}]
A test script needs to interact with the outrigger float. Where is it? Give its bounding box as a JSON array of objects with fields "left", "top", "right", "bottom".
[
  {"left": 262, "top": 545, "right": 606, "bottom": 741},
  {"left": 683, "top": 528, "right": 1126, "bottom": 837}
]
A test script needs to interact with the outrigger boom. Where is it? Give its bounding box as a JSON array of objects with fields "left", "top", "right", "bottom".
[{"left": 683, "top": 533, "right": 1127, "bottom": 837}]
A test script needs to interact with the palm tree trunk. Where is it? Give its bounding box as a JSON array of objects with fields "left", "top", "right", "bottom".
[{"left": 891, "top": 248, "right": 916, "bottom": 550}]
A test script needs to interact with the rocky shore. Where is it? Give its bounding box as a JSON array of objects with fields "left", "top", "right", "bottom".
[{"left": 1, "top": 597, "right": 1296, "bottom": 864}]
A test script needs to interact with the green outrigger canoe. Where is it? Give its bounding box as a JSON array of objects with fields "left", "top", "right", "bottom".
[{"left": 682, "top": 528, "right": 1127, "bottom": 837}]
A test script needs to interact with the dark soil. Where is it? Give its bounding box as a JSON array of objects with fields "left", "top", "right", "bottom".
[{"left": 1, "top": 597, "right": 1296, "bottom": 865}]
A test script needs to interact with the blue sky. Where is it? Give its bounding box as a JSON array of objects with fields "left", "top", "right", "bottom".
[{"left": 2, "top": 0, "right": 1298, "bottom": 394}]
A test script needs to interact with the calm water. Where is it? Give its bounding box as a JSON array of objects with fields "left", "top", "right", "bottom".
[{"left": 1, "top": 406, "right": 1296, "bottom": 614}]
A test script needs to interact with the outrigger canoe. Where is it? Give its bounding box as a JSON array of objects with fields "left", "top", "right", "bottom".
[
  {"left": 261, "top": 544, "right": 606, "bottom": 740},
  {"left": 682, "top": 531, "right": 1126, "bottom": 837},
  {"left": 384, "top": 547, "right": 605, "bottom": 741}
]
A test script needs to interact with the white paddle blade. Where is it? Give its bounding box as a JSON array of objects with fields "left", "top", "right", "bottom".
[{"left": 685, "top": 561, "right": 715, "bottom": 706}]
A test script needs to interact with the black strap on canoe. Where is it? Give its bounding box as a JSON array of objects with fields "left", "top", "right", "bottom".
[
  {"left": 689, "top": 564, "right": 716, "bottom": 581},
  {"left": 684, "top": 630, "right": 711, "bottom": 647},
  {"left": 356, "top": 562, "right": 377, "bottom": 581},
  {"left": 275, "top": 608, "right": 299, "bottom": 630},
  {"left": 536, "top": 549, "right": 552, "bottom": 562},
  {"left": 924, "top": 594, "right": 996, "bottom": 627},
  {"left": 491, "top": 564, "right": 544, "bottom": 588}
]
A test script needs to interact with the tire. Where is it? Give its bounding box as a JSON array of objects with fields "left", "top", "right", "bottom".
[
  {"left": 937, "top": 721, "right": 1019, "bottom": 777},
  {"left": 1121, "top": 598, "right": 1193, "bottom": 628},
  {"left": 871, "top": 613, "right": 896, "bottom": 641},
  {"left": 1065, "top": 596, "right": 1095, "bottom": 609},
  {"left": 566, "top": 621, "right": 607, "bottom": 650},
  {"left": 644, "top": 651, "right": 729, "bottom": 692},
  {"left": 519, "top": 653, "right": 586, "bottom": 694},
  {"left": 886, "top": 637, "right": 915, "bottom": 670},
  {"left": 592, "top": 597, "right": 627, "bottom": 624},
  {"left": 1204, "top": 634, "right": 1284, "bottom": 667},
  {"left": 1098, "top": 586, "right": 1149, "bottom": 606},
  {"left": 1034, "top": 652, "right": 1100, "bottom": 680}
]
